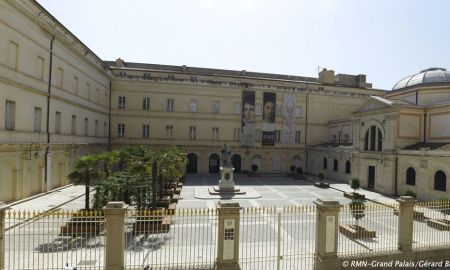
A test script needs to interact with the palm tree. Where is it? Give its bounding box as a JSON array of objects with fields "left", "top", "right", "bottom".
[{"left": 68, "top": 155, "right": 101, "bottom": 210}]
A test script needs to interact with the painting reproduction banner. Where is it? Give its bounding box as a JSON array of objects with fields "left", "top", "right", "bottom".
[
  {"left": 262, "top": 92, "right": 276, "bottom": 146},
  {"left": 282, "top": 94, "right": 295, "bottom": 145},
  {"left": 241, "top": 91, "right": 255, "bottom": 146}
]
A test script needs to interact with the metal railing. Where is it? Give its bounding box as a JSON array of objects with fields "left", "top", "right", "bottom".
[
  {"left": 338, "top": 202, "right": 399, "bottom": 256},
  {"left": 124, "top": 208, "right": 218, "bottom": 270},
  {"left": 413, "top": 200, "right": 450, "bottom": 249},
  {"left": 4, "top": 209, "right": 105, "bottom": 270},
  {"left": 239, "top": 206, "right": 316, "bottom": 270}
]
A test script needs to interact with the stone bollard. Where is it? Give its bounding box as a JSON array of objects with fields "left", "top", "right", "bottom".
[
  {"left": 217, "top": 201, "right": 242, "bottom": 270},
  {"left": 314, "top": 199, "right": 340, "bottom": 270},
  {"left": 0, "top": 202, "right": 10, "bottom": 270},
  {"left": 103, "top": 201, "right": 128, "bottom": 270},
  {"left": 397, "top": 196, "right": 415, "bottom": 252}
]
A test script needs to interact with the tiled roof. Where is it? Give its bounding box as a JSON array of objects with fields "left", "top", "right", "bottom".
[{"left": 403, "top": 142, "right": 450, "bottom": 151}]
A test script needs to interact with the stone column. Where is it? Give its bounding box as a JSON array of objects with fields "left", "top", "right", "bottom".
[
  {"left": 217, "top": 201, "right": 242, "bottom": 270},
  {"left": 397, "top": 196, "right": 415, "bottom": 251},
  {"left": 314, "top": 199, "right": 341, "bottom": 270},
  {"left": 103, "top": 201, "right": 128, "bottom": 270},
  {"left": 0, "top": 202, "right": 10, "bottom": 270}
]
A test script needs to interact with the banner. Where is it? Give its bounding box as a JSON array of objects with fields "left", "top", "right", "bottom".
[
  {"left": 241, "top": 91, "right": 255, "bottom": 145},
  {"left": 262, "top": 92, "right": 276, "bottom": 146},
  {"left": 282, "top": 94, "right": 295, "bottom": 145}
]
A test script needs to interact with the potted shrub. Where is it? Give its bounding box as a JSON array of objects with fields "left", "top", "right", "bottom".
[
  {"left": 314, "top": 171, "right": 329, "bottom": 188},
  {"left": 339, "top": 199, "right": 376, "bottom": 239},
  {"left": 427, "top": 199, "right": 450, "bottom": 230},
  {"left": 289, "top": 165, "right": 296, "bottom": 177},
  {"left": 250, "top": 164, "right": 258, "bottom": 176},
  {"left": 344, "top": 178, "right": 365, "bottom": 199},
  {"left": 296, "top": 167, "right": 303, "bottom": 175}
]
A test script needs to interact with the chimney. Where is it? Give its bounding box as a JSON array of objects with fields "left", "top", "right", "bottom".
[
  {"left": 318, "top": 68, "right": 335, "bottom": 84},
  {"left": 356, "top": 74, "right": 366, "bottom": 88}
]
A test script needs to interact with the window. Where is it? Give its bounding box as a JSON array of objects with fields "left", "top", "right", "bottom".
[
  {"left": 34, "top": 107, "right": 41, "bottom": 132},
  {"left": 95, "top": 120, "right": 99, "bottom": 137},
  {"left": 295, "top": 131, "right": 301, "bottom": 144},
  {"left": 255, "top": 104, "right": 262, "bottom": 115},
  {"left": 84, "top": 118, "right": 88, "bottom": 136},
  {"left": 55, "top": 111, "right": 61, "bottom": 134},
  {"left": 118, "top": 96, "right": 126, "bottom": 109},
  {"left": 103, "top": 122, "right": 107, "bottom": 137},
  {"left": 345, "top": 160, "right": 351, "bottom": 174},
  {"left": 212, "top": 127, "right": 219, "bottom": 140},
  {"left": 71, "top": 115, "right": 77, "bottom": 135},
  {"left": 8, "top": 41, "right": 18, "bottom": 70},
  {"left": 434, "top": 170, "right": 446, "bottom": 191},
  {"left": 117, "top": 123, "right": 125, "bottom": 137},
  {"left": 143, "top": 124, "right": 150, "bottom": 138},
  {"left": 143, "top": 97, "right": 150, "bottom": 110},
  {"left": 234, "top": 102, "right": 241, "bottom": 114},
  {"left": 256, "top": 129, "right": 261, "bottom": 142},
  {"left": 189, "top": 126, "right": 197, "bottom": 140},
  {"left": 190, "top": 100, "right": 197, "bottom": 112},
  {"left": 295, "top": 106, "right": 302, "bottom": 118},
  {"left": 212, "top": 101, "right": 220, "bottom": 113},
  {"left": 167, "top": 98, "right": 174, "bottom": 111},
  {"left": 323, "top": 158, "right": 328, "bottom": 170},
  {"left": 406, "top": 167, "right": 415, "bottom": 186},
  {"left": 234, "top": 128, "right": 240, "bottom": 141},
  {"left": 5, "top": 100, "right": 15, "bottom": 130},
  {"left": 364, "top": 125, "right": 383, "bottom": 151},
  {"left": 333, "top": 159, "right": 338, "bottom": 171},
  {"left": 166, "top": 125, "right": 173, "bottom": 138},
  {"left": 275, "top": 130, "right": 281, "bottom": 143}
]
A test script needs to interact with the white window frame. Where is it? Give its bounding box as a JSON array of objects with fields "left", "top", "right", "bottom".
[
  {"left": 167, "top": 98, "right": 174, "bottom": 112},
  {"left": 143, "top": 97, "right": 150, "bottom": 110},
  {"left": 212, "top": 101, "right": 220, "bottom": 113},
  {"left": 143, "top": 124, "right": 150, "bottom": 138},
  {"left": 118, "top": 96, "right": 126, "bottom": 109},
  {"left": 190, "top": 100, "right": 197, "bottom": 112},
  {"left": 118, "top": 123, "right": 125, "bottom": 137}
]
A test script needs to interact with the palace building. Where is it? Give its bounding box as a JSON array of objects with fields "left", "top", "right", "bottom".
[{"left": 1, "top": 0, "right": 449, "bottom": 202}]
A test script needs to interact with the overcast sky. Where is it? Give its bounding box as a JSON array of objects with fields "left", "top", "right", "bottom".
[{"left": 37, "top": 0, "right": 449, "bottom": 90}]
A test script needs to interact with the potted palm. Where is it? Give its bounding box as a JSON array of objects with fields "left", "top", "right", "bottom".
[
  {"left": 314, "top": 171, "right": 330, "bottom": 188},
  {"left": 339, "top": 199, "right": 376, "bottom": 238},
  {"left": 344, "top": 178, "right": 365, "bottom": 199}
]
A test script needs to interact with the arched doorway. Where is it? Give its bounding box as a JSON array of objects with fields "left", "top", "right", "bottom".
[
  {"left": 186, "top": 153, "right": 198, "bottom": 173},
  {"left": 209, "top": 154, "right": 220, "bottom": 173},
  {"left": 232, "top": 154, "right": 241, "bottom": 173}
]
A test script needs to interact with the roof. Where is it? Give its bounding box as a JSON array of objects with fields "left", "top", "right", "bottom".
[
  {"left": 403, "top": 142, "right": 450, "bottom": 151},
  {"left": 370, "top": 96, "right": 413, "bottom": 106},
  {"left": 392, "top": 68, "right": 450, "bottom": 91}
]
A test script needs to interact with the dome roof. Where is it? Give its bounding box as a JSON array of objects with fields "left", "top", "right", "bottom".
[{"left": 392, "top": 68, "right": 450, "bottom": 91}]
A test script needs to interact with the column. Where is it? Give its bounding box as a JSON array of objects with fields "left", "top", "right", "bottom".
[
  {"left": 217, "top": 201, "right": 242, "bottom": 270},
  {"left": 0, "top": 202, "right": 10, "bottom": 270},
  {"left": 45, "top": 151, "right": 52, "bottom": 192},
  {"left": 103, "top": 201, "right": 128, "bottom": 270},
  {"left": 314, "top": 199, "right": 341, "bottom": 270},
  {"left": 397, "top": 196, "right": 415, "bottom": 251}
]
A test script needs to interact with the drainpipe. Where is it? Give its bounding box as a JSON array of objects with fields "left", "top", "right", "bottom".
[
  {"left": 394, "top": 156, "right": 398, "bottom": 196},
  {"left": 304, "top": 88, "right": 309, "bottom": 170},
  {"left": 44, "top": 36, "right": 55, "bottom": 188},
  {"left": 423, "top": 113, "right": 427, "bottom": 143},
  {"left": 108, "top": 80, "right": 112, "bottom": 150}
]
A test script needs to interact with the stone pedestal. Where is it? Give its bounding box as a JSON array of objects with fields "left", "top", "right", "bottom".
[
  {"left": 219, "top": 167, "right": 235, "bottom": 192},
  {"left": 217, "top": 201, "right": 242, "bottom": 270}
]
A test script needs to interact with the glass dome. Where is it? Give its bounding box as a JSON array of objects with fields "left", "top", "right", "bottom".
[{"left": 392, "top": 68, "right": 450, "bottom": 90}]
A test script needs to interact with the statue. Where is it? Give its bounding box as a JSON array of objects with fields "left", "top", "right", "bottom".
[{"left": 221, "top": 144, "right": 232, "bottom": 168}]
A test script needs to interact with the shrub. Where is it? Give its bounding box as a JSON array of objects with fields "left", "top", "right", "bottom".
[
  {"left": 404, "top": 190, "right": 417, "bottom": 199},
  {"left": 350, "top": 178, "right": 361, "bottom": 194},
  {"left": 349, "top": 199, "right": 365, "bottom": 224},
  {"left": 290, "top": 165, "right": 296, "bottom": 173},
  {"left": 318, "top": 171, "right": 325, "bottom": 181},
  {"left": 251, "top": 164, "right": 258, "bottom": 173},
  {"left": 296, "top": 167, "right": 303, "bottom": 175}
]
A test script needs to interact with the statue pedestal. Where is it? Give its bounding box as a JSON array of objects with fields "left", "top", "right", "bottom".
[{"left": 209, "top": 166, "right": 246, "bottom": 195}]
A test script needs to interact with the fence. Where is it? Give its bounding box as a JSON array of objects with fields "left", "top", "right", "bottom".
[{"left": 2, "top": 198, "right": 450, "bottom": 270}]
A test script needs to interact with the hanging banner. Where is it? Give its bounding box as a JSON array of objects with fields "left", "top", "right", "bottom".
[
  {"left": 241, "top": 91, "right": 255, "bottom": 146},
  {"left": 282, "top": 94, "right": 296, "bottom": 145},
  {"left": 262, "top": 92, "right": 276, "bottom": 146}
]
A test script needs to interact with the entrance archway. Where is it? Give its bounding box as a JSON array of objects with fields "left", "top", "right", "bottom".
[
  {"left": 186, "top": 153, "right": 198, "bottom": 173},
  {"left": 232, "top": 154, "right": 242, "bottom": 173},
  {"left": 209, "top": 154, "right": 220, "bottom": 173}
]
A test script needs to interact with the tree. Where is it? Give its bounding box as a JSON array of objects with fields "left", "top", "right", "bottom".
[
  {"left": 350, "top": 178, "right": 361, "bottom": 194},
  {"left": 349, "top": 199, "right": 365, "bottom": 226},
  {"left": 296, "top": 167, "right": 303, "bottom": 175},
  {"left": 68, "top": 155, "right": 101, "bottom": 210},
  {"left": 290, "top": 165, "right": 296, "bottom": 173},
  {"left": 318, "top": 171, "right": 325, "bottom": 182}
]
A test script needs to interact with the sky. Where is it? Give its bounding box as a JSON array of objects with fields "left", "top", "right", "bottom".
[{"left": 37, "top": 0, "right": 450, "bottom": 90}]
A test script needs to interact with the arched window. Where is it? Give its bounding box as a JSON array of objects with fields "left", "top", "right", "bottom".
[
  {"left": 434, "top": 170, "right": 447, "bottom": 191},
  {"left": 323, "top": 158, "right": 327, "bottom": 170},
  {"left": 333, "top": 159, "right": 338, "bottom": 171},
  {"left": 406, "top": 167, "right": 415, "bottom": 186},
  {"left": 364, "top": 125, "right": 383, "bottom": 151},
  {"left": 345, "top": 160, "right": 351, "bottom": 174}
]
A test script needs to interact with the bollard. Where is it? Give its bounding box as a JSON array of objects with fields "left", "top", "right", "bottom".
[
  {"left": 103, "top": 201, "right": 128, "bottom": 270},
  {"left": 217, "top": 201, "right": 242, "bottom": 270}
]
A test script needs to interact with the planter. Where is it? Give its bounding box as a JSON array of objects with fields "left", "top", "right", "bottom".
[
  {"left": 344, "top": 192, "right": 365, "bottom": 200},
  {"left": 393, "top": 209, "right": 425, "bottom": 221},
  {"left": 314, "top": 182, "right": 330, "bottom": 188},
  {"left": 60, "top": 211, "right": 104, "bottom": 235},
  {"left": 339, "top": 224, "right": 376, "bottom": 239},
  {"left": 427, "top": 219, "right": 450, "bottom": 231},
  {"left": 133, "top": 216, "right": 172, "bottom": 234}
]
